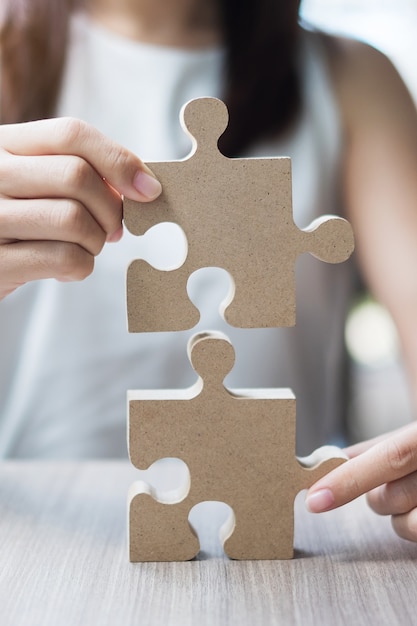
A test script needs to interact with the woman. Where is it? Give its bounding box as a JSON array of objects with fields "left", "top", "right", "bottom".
[{"left": 1, "top": 0, "right": 417, "bottom": 542}]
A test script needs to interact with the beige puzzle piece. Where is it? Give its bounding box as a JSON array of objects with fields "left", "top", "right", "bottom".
[
  {"left": 128, "top": 332, "right": 347, "bottom": 561},
  {"left": 124, "top": 97, "right": 354, "bottom": 332}
]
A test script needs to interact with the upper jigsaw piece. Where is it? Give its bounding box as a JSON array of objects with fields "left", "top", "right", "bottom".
[{"left": 124, "top": 97, "right": 354, "bottom": 332}]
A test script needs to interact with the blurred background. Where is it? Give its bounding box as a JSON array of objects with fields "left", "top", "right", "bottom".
[
  {"left": 300, "top": 0, "right": 417, "bottom": 442},
  {"left": 301, "top": 0, "right": 417, "bottom": 101}
]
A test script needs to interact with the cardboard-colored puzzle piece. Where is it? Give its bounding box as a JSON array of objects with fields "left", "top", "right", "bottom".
[
  {"left": 128, "top": 332, "right": 347, "bottom": 561},
  {"left": 124, "top": 97, "right": 354, "bottom": 332}
]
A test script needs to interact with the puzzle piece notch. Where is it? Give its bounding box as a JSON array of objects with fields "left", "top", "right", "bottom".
[
  {"left": 128, "top": 332, "right": 347, "bottom": 561},
  {"left": 136, "top": 222, "right": 188, "bottom": 271},
  {"left": 124, "top": 96, "right": 354, "bottom": 332}
]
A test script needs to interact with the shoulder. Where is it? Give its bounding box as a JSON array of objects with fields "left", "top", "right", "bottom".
[
  {"left": 318, "top": 32, "right": 416, "bottom": 137},
  {"left": 321, "top": 32, "right": 396, "bottom": 73},
  {"left": 324, "top": 33, "right": 404, "bottom": 96}
]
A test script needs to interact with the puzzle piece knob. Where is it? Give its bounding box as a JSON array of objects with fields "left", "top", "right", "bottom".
[
  {"left": 305, "top": 215, "right": 355, "bottom": 264},
  {"left": 181, "top": 97, "right": 229, "bottom": 155},
  {"left": 187, "top": 331, "right": 235, "bottom": 389}
]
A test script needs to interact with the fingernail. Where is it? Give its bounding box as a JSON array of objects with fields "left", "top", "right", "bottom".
[
  {"left": 107, "top": 225, "right": 124, "bottom": 243},
  {"left": 133, "top": 171, "right": 162, "bottom": 199},
  {"left": 305, "top": 488, "right": 335, "bottom": 513}
]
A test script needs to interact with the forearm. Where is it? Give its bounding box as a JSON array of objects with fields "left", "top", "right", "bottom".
[{"left": 334, "top": 38, "right": 417, "bottom": 412}]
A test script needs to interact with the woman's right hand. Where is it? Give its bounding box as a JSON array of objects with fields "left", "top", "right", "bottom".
[{"left": 0, "top": 117, "right": 162, "bottom": 299}]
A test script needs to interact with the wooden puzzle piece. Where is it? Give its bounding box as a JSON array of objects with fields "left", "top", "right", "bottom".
[
  {"left": 128, "top": 332, "right": 347, "bottom": 561},
  {"left": 124, "top": 96, "right": 354, "bottom": 332}
]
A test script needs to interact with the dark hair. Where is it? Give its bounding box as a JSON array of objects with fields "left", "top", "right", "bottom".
[
  {"left": 219, "top": 0, "right": 301, "bottom": 155},
  {"left": 0, "top": 0, "right": 76, "bottom": 124},
  {"left": 0, "top": 0, "right": 301, "bottom": 156}
]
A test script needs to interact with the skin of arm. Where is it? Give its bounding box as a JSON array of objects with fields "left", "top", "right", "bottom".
[{"left": 306, "top": 36, "right": 417, "bottom": 542}]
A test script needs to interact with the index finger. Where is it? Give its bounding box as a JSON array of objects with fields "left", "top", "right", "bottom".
[
  {"left": 0, "top": 117, "right": 162, "bottom": 201},
  {"left": 305, "top": 422, "right": 417, "bottom": 512}
]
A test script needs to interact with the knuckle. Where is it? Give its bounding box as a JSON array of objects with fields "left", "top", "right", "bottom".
[
  {"left": 107, "top": 145, "right": 134, "bottom": 174},
  {"left": 54, "top": 243, "right": 94, "bottom": 281},
  {"left": 383, "top": 482, "right": 411, "bottom": 513},
  {"left": 61, "top": 157, "right": 92, "bottom": 190},
  {"left": 391, "top": 510, "right": 417, "bottom": 542},
  {"left": 386, "top": 473, "right": 417, "bottom": 514},
  {"left": 59, "top": 200, "right": 105, "bottom": 255},
  {"left": 383, "top": 439, "right": 417, "bottom": 476},
  {"left": 55, "top": 117, "right": 89, "bottom": 147},
  {"left": 58, "top": 199, "right": 86, "bottom": 232}
]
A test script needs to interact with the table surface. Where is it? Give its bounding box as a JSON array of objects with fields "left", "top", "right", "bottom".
[{"left": 0, "top": 461, "right": 416, "bottom": 626}]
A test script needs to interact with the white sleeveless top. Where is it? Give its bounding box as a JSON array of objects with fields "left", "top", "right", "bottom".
[{"left": 0, "top": 13, "right": 355, "bottom": 457}]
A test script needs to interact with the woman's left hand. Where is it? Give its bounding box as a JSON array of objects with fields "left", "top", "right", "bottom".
[{"left": 305, "top": 422, "right": 417, "bottom": 542}]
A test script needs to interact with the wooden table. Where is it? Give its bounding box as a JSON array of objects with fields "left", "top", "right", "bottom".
[{"left": 0, "top": 462, "right": 416, "bottom": 626}]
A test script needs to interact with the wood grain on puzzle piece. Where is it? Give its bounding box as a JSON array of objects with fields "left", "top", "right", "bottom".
[
  {"left": 124, "top": 97, "right": 354, "bottom": 332},
  {"left": 128, "top": 332, "right": 346, "bottom": 562}
]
